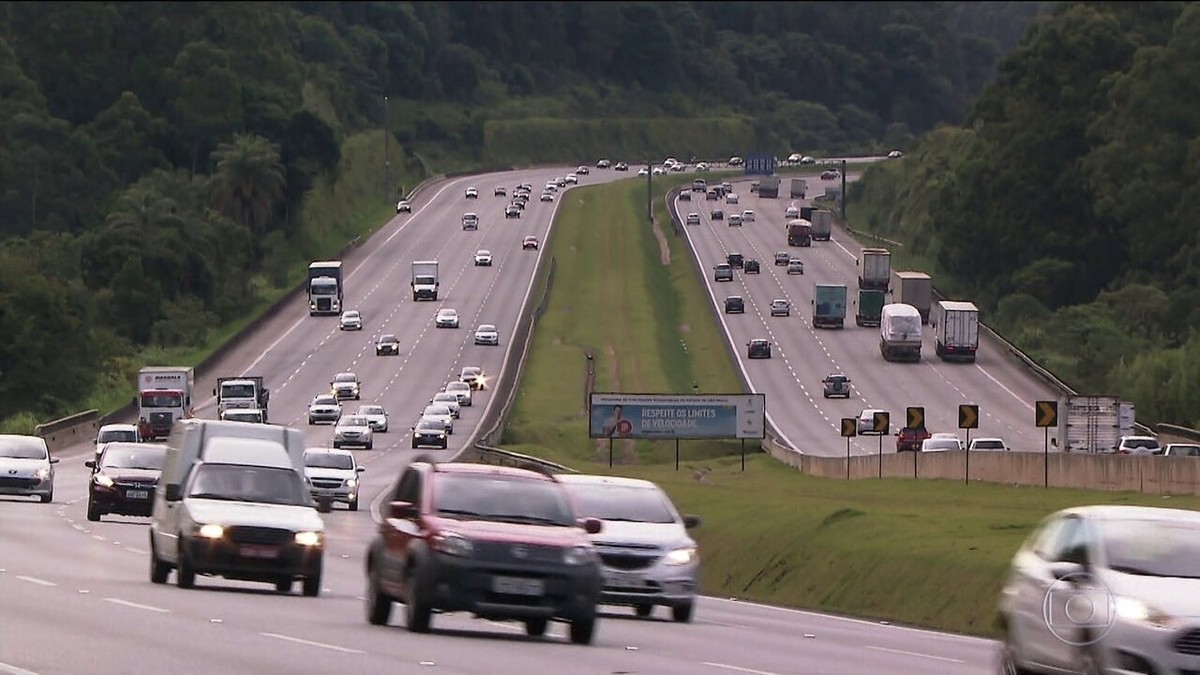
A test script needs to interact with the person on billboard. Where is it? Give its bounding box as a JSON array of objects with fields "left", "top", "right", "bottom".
[{"left": 601, "top": 405, "right": 631, "bottom": 438}]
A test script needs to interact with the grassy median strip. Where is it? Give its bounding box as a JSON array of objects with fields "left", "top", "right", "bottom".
[{"left": 501, "top": 175, "right": 1200, "bottom": 637}]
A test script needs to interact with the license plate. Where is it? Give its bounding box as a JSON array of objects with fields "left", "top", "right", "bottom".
[
  {"left": 605, "top": 570, "right": 645, "bottom": 587},
  {"left": 492, "top": 576, "right": 544, "bottom": 596},
  {"left": 125, "top": 490, "right": 150, "bottom": 500},
  {"left": 239, "top": 545, "right": 280, "bottom": 559}
]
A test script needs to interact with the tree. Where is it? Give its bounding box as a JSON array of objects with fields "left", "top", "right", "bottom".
[
  {"left": 85, "top": 91, "right": 170, "bottom": 184},
  {"left": 209, "top": 133, "right": 286, "bottom": 235},
  {"left": 172, "top": 41, "right": 244, "bottom": 176}
]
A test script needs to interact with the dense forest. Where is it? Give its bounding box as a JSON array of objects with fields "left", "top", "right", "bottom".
[
  {"left": 850, "top": 1, "right": 1200, "bottom": 428},
  {"left": 0, "top": 1, "right": 1047, "bottom": 426}
]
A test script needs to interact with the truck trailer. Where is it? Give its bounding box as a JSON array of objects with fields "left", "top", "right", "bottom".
[
  {"left": 790, "top": 178, "right": 807, "bottom": 199},
  {"left": 810, "top": 209, "right": 833, "bottom": 241},
  {"left": 757, "top": 176, "right": 780, "bottom": 198},
  {"left": 933, "top": 300, "right": 979, "bottom": 362},
  {"left": 858, "top": 248, "right": 891, "bottom": 292},
  {"left": 787, "top": 219, "right": 813, "bottom": 247},
  {"left": 812, "top": 284, "right": 847, "bottom": 329},
  {"left": 894, "top": 271, "right": 933, "bottom": 324},
  {"left": 855, "top": 289, "right": 885, "bottom": 327}
]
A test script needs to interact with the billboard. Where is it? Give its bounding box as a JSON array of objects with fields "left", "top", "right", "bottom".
[{"left": 588, "top": 393, "right": 766, "bottom": 440}]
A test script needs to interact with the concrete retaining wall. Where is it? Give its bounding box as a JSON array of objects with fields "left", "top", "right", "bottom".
[{"left": 35, "top": 409, "right": 100, "bottom": 453}]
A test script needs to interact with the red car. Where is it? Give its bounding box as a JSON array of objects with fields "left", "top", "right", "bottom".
[
  {"left": 896, "top": 426, "right": 932, "bottom": 452},
  {"left": 365, "top": 461, "right": 604, "bottom": 644},
  {"left": 522, "top": 236, "right": 539, "bottom": 250}
]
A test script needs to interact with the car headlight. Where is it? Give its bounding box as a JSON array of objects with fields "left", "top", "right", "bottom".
[
  {"left": 294, "top": 531, "right": 323, "bottom": 547},
  {"left": 197, "top": 524, "right": 224, "bottom": 539},
  {"left": 36, "top": 467, "right": 52, "bottom": 479},
  {"left": 563, "top": 545, "right": 598, "bottom": 566},
  {"left": 346, "top": 478, "right": 357, "bottom": 488},
  {"left": 431, "top": 532, "right": 474, "bottom": 557},
  {"left": 664, "top": 546, "right": 698, "bottom": 566},
  {"left": 1115, "top": 596, "right": 1177, "bottom": 627},
  {"left": 94, "top": 474, "right": 114, "bottom": 487}
]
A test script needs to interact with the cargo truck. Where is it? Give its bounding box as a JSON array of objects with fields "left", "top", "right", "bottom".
[
  {"left": 932, "top": 300, "right": 979, "bottom": 362},
  {"left": 810, "top": 209, "right": 833, "bottom": 241},
  {"left": 800, "top": 206, "right": 814, "bottom": 221},
  {"left": 1059, "top": 395, "right": 1137, "bottom": 454},
  {"left": 812, "top": 284, "right": 847, "bottom": 329},
  {"left": 411, "top": 260, "right": 440, "bottom": 301},
  {"left": 307, "top": 261, "right": 344, "bottom": 316},
  {"left": 787, "top": 219, "right": 813, "bottom": 247},
  {"left": 894, "top": 271, "right": 933, "bottom": 323},
  {"left": 757, "top": 176, "right": 780, "bottom": 198},
  {"left": 879, "top": 303, "right": 922, "bottom": 362},
  {"left": 136, "top": 366, "right": 195, "bottom": 440},
  {"left": 858, "top": 248, "right": 891, "bottom": 292},
  {"left": 214, "top": 376, "right": 270, "bottom": 421},
  {"left": 855, "top": 289, "right": 885, "bottom": 327},
  {"left": 790, "top": 178, "right": 807, "bottom": 199}
]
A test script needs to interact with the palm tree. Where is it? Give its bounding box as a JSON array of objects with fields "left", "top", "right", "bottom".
[
  {"left": 209, "top": 133, "right": 286, "bottom": 234},
  {"left": 105, "top": 184, "right": 187, "bottom": 232}
]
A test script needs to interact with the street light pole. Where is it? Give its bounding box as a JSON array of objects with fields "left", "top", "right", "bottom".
[{"left": 384, "top": 95, "right": 391, "bottom": 204}]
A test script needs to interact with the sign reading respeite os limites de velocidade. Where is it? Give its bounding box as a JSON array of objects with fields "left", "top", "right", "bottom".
[{"left": 588, "top": 393, "right": 766, "bottom": 440}]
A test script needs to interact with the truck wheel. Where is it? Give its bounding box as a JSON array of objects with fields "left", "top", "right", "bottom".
[
  {"left": 149, "top": 537, "right": 170, "bottom": 584},
  {"left": 569, "top": 617, "right": 596, "bottom": 645},
  {"left": 276, "top": 578, "right": 294, "bottom": 593},
  {"left": 366, "top": 566, "right": 393, "bottom": 626},
  {"left": 525, "top": 618, "right": 548, "bottom": 636},
  {"left": 672, "top": 602, "right": 695, "bottom": 623},
  {"left": 635, "top": 604, "right": 653, "bottom": 618}
]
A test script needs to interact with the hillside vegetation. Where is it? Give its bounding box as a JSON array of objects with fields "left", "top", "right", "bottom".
[
  {"left": 0, "top": 1, "right": 1048, "bottom": 426},
  {"left": 849, "top": 1, "right": 1200, "bottom": 428}
]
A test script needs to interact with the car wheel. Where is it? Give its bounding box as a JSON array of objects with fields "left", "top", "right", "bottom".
[
  {"left": 635, "top": 604, "right": 653, "bottom": 618},
  {"left": 276, "top": 578, "right": 293, "bottom": 594},
  {"left": 333, "top": 442, "right": 340, "bottom": 449},
  {"left": 349, "top": 498, "right": 358, "bottom": 512},
  {"left": 569, "top": 617, "right": 596, "bottom": 645},
  {"left": 405, "top": 569, "right": 433, "bottom": 633},
  {"left": 149, "top": 537, "right": 170, "bottom": 584},
  {"left": 366, "top": 566, "right": 394, "bottom": 625},
  {"left": 411, "top": 440, "right": 418, "bottom": 449},
  {"left": 998, "top": 632, "right": 1036, "bottom": 675},
  {"left": 525, "top": 618, "right": 548, "bottom": 636},
  {"left": 366, "top": 441, "right": 373, "bottom": 450},
  {"left": 302, "top": 561, "right": 322, "bottom": 597},
  {"left": 40, "top": 490, "right": 53, "bottom": 504},
  {"left": 176, "top": 549, "right": 196, "bottom": 589},
  {"left": 309, "top": 418, "right": 315, "bottom": 425},
  {"left": 672, "top": 602, "right": 694, "bottom": 623},
  {"left": 86, "top": 499, "right": 102, "bottom": 521}
]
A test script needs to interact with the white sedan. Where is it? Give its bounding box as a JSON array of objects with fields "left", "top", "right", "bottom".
[
  {"left": 474, "top": 324, "right": 500, "bottom": 346},
  {"left": 435, "top": 308, "right": 460, "bottom": 329},
  {"left": 355, "top": 404, "right": 389, "bottom": 433},
  {"left": 339, "top": 310, "right": 362, "bottom": 331},
  {"left": 421, "top": 404, "right": 455, "bottom": 435},
  {"left": 464, "top": 187, "right": 478, "bottom": 199},
  {"left": 333, "top": 415, "right": 374, "bottom": 449},
  {"left": 444, "top": 382, "right": 473, "bottom": 407},
  {"left": 474, "top": 249, "right": 493, "bottom": 266},
  {"left": 741, "top": 210, "right": 756, "bottom": 222}
]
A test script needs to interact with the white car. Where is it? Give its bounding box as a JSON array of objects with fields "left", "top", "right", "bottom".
[
  {"left": 333, "top": 415, "right": 374, "bottom": 449},
  {"left": 303, "top": 448, "right": 363, "bottom": 511},
  {"left": 355, "top": 404, "right": 389, "bottom": 433},
  {"left": 474, "top": 324, "right": 500, "bottom": 346},
  {"left": 544, "top": 182, "right": 558, "bottom": 193},
  {"left": 540, "top": 191, "right": 554, "bottom": 202},
  {"left": 787, "top": 259, "right": 805, "bottom": 275},
  {"left": 785, "top": 206, "right": 800, "bottom": 219},
  {"left": 330, "top": 372, "right": 361, "bottom": 400},
  {"left": 637, "top": 167, "right": 649, "bottom": 177},
  {"left": 887, "top": 150, "right": 903, "bottom": 158},
  {"left": 686, "top": 213, "right": 701, "bottom": 226},
  {"left": 728, "top": 156, "right": 744, "bottom": 166},
  {"left": 0, "top": 435, "right": 57, "bottom": 503},
  {"left": 787, "top": 153, "right": 802, "bottom": 163},
  {"left": 464, "top": 187, "right": 478, "bottom": 199},
  {"left": 770, "top": 299, "right": 790, "bottom": 317},
  {"left": 494, "top": 186, "right": 506, "bottom": 197},
  {"left": 444, "top": 381, "right": 473, "bottom": 407},
  {"left": 430, "top": 392, "right": 461, "bottom": 419},
  {"left": 858, "top": 408, "right": 889, "bottom": 434},
  {"left": 435, "top": 308, "right": 460, "bottom": 329},
  {"left": 921, "top": 437, "right": 963, "bottom": 453},
  {"left": 396, "top": 200, "right": 411, "bottom": 213},
  {"left": 728, "top": 214, "right": 743, "bottom": 227},
  {"left": 576, "top": 165, "right": 590, "bottom": 175},
  {"left": 308, "top": 394, "right": 342, "bottom": 425},
  {"left": 565, "top": 173, "right": 578, "bottom": 185},
  {"left": 474, "top": 249, "right": 493, "bottom": 266},
  {"left": 597, "top": 159, "right": 611, "bottom": 169},
  {"left": 652, "top": 167, "right": 665, "bottom": 175},
  {"left": 1118, "top": 435, "right": 1160, "bottom": 455},
  {"left": 95, "top": 423, "right": 140, "bottom": 456},
  {"left": 339, "top": 310, "right": 362, "bottom": 331},
  {"left": 741, "top": 210, "right": 756, "bottom": 222},
  {"left": 800, "top": 156, "right": 816, "bottom": 164},
  {"left": 459, "top": 366, "right": 485, "bottom": 390},
  {"left": 726, "top": 193, "right": 739, "bottom": 205},
  {"left": 695, "top": 162, "right": 709, "bottom": 172},
  {"left": 421, "top": 405, "right": 454, "bottom": 435},
  {"left": 967, "top": 437, "right": 1008, "bottom": 452}
]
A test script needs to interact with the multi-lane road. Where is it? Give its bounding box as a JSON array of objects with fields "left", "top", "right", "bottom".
[
  {"left": 675, "top": 178, "right": 1060, "bottom": 457},
  {"left": 1, "top": 166, "right": 998, "bottom": 674}
]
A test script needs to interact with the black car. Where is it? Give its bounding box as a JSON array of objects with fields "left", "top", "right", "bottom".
[
  {"left": 724, "top": 296, "right": 745, "bottom": 314},
  {"left": 615, "top": 162, "right": 629, "bottom": 171},
  {"left": 727, "top": 253, "right": 744, "bottom": 268},
  {"left": 746, "top": 339, "right": 772, "bottom": 359},
  {"left": 411, "top": 419, "right": 448, "bottom": 449},
  {"left": 365, "top": 461, "right": 604, "bottom": 644},
  {"left": 711, "top": 209, "right": 724, "bottom": 220},
  {"left": 376, "top": 334, "right": 401, "bottom": 356},
  {"left": 744, "top": 259, "right": 760, "bottom": 274},
  {"left": 85, "top": 442, "right": 166, "bottom": 521}
]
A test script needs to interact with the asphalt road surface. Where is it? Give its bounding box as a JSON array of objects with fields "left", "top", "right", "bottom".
[{"left": 0, "top": 165, "right": 999, "bottom": 674}]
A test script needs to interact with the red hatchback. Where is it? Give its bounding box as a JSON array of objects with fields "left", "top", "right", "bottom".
[
  {"left": 896, "top": 426, "right": 932, "bottom": 452},
  {"left": 365, "top": 460, "right": 604, "bottom": 644}
]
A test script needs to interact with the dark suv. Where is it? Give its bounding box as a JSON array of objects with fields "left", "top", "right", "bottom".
[
  {"left": 743, "top": 259, "right": 760, "bottom": 274},
  {"left": 365, "top": 461, "right": 604, "bottom": 644},
  {"left": 896, "top": 427, "right": 932, "bottom": 452},
  {"left": 724, "top": 296, "right": 745, "bottom": 314}
]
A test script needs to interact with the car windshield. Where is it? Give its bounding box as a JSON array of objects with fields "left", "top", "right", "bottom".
[
  {"left": 439, "top": 310, "right": 456, "bottom": 317},
  {"left": 434, "top": 474, "right": 574, "bottom": 526},
  {"left": 343, "top": 312, "right": 359, "bottom": 319},
  {"left": 924, "top": 440, "right": 959, "bottom": 451},
  {"left": 313, "top": 396, "right": 337, "bottom": 406},
  {"left": 563, "top": 483, "right": 676, "bottom": 524},
  {"left": 379, "top": 335, "right": 398, "bottom": 343},
  {"left": 358, "top": 406, "right": 384, "bottom": 415},
  {"left": 140, "top": 393, "right": 183, "bottom": 408},
  {"left": 0, "top": 438, "right": 48, "bottom": 460},
  {"left": 1123, "top": 438, "right": 1158, "bottom": 449},
  {"left": 479, "top": 325, "right": 496, "bottom": 332},
  {"left": 416, "top": 420, "right": 443, "bottom": 432},
  {"left": 224, "top": 411, "right": 262, "bottom": 422},
  {"left": 1169, "top": 445, "right": 1200, "bottom": 455},
  {"left": 424, "top": 406, "right": 449, "bottom": 416},
  {"left": 751, "top": 340, "right": 767, "bottom": 347},
  {"left": 973, "top": 440, "right": 1004, "bottom": 450},
  {"left": 434, "top": 393, "right": 457, "bottom": 403},
  {"left": 1101, "top": 519, "right": 1200, "bottom": 578},
  {"left": 827, "top": 376, "right": 846, "bottom": 383},
  {"left": 304, "top": 452, "right": 354, "bottom": 470},
  {"left": 340, "top": 416, "right": 369, "bottom": 427},
  {"left": 462, "top": 368, "right": 480, "bottom": 376},
  {"left": 187, "top": 464, "right": 309, "bottom": 506},
  {"left": 334, "top": 374, "right": 356, "bottom": 383},
  {"left": 98, "top": 429, "right": 138, "bottom": 443},
  {"left": 102, "top": 447, "right": 167, "bottom": 470},
  {"left": 447, "top": 383, "right": 469, "bottom": 391}
]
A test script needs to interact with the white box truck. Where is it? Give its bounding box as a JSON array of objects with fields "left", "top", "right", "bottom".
[
  {"left": 137, "top": 366, "right": 195, "bottom": 440},
  {"left": 858, "top": 248, "right": 891, "bottom": 292},
  {"left": 411, "top": 260, "right": 439, "bottom": 301},
  {"left": 932, "top": 301, "right": 979, "bottom": 362},
  {"left": 879, "top": 303, "right": 922, "bottom": 362}
]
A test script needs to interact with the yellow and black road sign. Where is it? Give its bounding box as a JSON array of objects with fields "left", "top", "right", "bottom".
[
  {"left": 906, "top": 406, "right": 924, "bottom": 430},
  {"left": 872, "top": 411, "right": 890, "bottom": 435},
  {"left": 1036, "top": 400, "right": 1058, "bottom": 428},
  {"left": 841, "top": 418, "right": 857, "bottom": 438},
  {"left": 959, "top": 404, "right": 979, "bottom": 429}
]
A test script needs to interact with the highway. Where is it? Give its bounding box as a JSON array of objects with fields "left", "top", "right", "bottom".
[
  {"left": 1, "top": 165, "right": 997, "bottom": 674},
  {"left": 674, "top": 177, "right": 1061, "bottom": 457}
]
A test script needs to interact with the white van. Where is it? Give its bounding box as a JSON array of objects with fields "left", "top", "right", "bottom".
[{"left": 160, "top": 418, "right": 305, "bottom": 494}]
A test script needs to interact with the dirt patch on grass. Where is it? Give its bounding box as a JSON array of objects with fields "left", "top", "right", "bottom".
[
  {"left": 593, "top": 343, "right": 638, "bottom": 463},
  {"left": 650, "top": 218, "right": 671, "bottom": 266}
]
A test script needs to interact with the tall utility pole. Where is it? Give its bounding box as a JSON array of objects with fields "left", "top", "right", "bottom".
[
  {"left": 839, "top": 159, "right": 848, "bottom": 221},
  {"left": 646, "top": 161, "right": 653, "bottom": 223},
  {"left": 384, "top": 95, "right": 392, "bottom": 204}
]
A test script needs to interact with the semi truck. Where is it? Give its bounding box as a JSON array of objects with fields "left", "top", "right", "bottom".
[
  {"left": 307, "top": 261, "right": 344, "bottom": 316},
  {"left": 858, "top": 248, "right": 891, "bottom": 291},
  {"left": 800, "top": 206, "right": 814, "bottom": 220},
  {"left": 790, "top": 178, "right": 807, "bottom": 199},
  {"left": 787, "top": 219, "right": 813, "bottom": 247},
  {"left": 214, "top": 376, "right": 270, "bottom": 421},
  {"left": 411, "top": 260, "right": 440, "bottom": 301},
  {"left": 810, "top": 209, "right": 833, "bottom": 241},
  {"left": 136, "top": 366, "right": 195, "bottom": 440},
  {"left": 1060, "top": 395, "right": 1137, "bottom": 454},
  {"left": 894, "top": 271, "right": 933, "bottom": 323},
  {"left": 812, "top": 284, "right": 847, "bottom": 329},
  {"left": 758, "top": 176, "right": 780, "bottom": 198},
  {"left": 879, "top": 303, "right": 923, "bottom": 362},
  {"left": 932, "top": 300, "right": 979, "bottom": 362},
  {"left": 855, "top": 289, "right": 885, "bottom": 327}
]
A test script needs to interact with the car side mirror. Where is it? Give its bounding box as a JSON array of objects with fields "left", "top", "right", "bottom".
[
  {"left": 357, "top": 466, "right": 366, "bottom": 473},
  {"left": 165, "top": 484, "right": 183, "bottom": 502},
  {"left": 389, "top": 501, "right": 418, "bottom": 519},
  {"left": 49, "top": 457, "right": 60, "bottom": 464},
  {"left": 84, "top": 459, "right": 95, "bottom": 468},
  {"left": 212, "top": 388, "right": 217, "bottom": 396},
  {"left": 582, "top": 517, "right": 603, "bottom": 535},
  {"left": 683, "top": 515, "right": 702, "bottom": 529},
  {"left": 1048, "top": 561, "right": 1084, "bottom": 580}
]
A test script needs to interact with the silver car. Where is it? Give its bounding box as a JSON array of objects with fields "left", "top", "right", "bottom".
[
  {"left": 0, "top": 435, "right": 58, "bottom": 503},
  {"left": 435, "top": 308, "right": 460, "bottom": 329},
  {"left": 339, "top": 310, "right": 363, "bottom": 331},
  {"left": 430, "top": 392, "right": 461, "bottom": 419},
  {"left": 330, "top": 372, "right": 361, "bottom": 401},
  {"left": 998, "top": 505, "right": 1200, "bottom": 675},
  {"left": 558, "top": 474, "right": 700, "bottom": 622},
  {"left": 474, "top": 324, "right": 500, "bottom": 346},
  {"left": 308, "top": 394, "right": 342, "bottom": 425},
  {"left": 355, "top": 404, "right": 389, "bottom": 433},
  {"left": 421, "top": 404, "right": 454, "bottom": 435},
  {"left": 333, "top": 415, "right": 374, "bottom": 449},
  {"left": 444, "top": 382, "right": 473, "bottom": 407},
  {"left": 303, "top": 448, "right": 364, "bottom": 511}
]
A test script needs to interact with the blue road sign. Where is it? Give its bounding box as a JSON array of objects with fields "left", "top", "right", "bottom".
[{"left": 745, "top": 154, "right": 776, "bottom": 176}]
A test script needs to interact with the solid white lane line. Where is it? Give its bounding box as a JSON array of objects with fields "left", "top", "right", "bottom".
[
  {"left": 863, "top": 645, "right": 966, "bottom": 663},
  {"left": 0, "top": 660, "right": 43, "bottom": 675},
  {"left": 260, "top": 632, "right": 365, "bottom": 654},
  {"left": 701, "top": 662, "right": 783, "bottom": 675},
  {"left": 104, "top": 598, "right": 170, "bottom": 614},
  {"left": 15, "top": 575, "right": 55, "bottom": 587}
]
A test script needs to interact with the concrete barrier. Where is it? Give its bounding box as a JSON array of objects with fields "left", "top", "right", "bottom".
[
  {"left": 35, "top": 409, "right": 99, "bottom": 454},
  {"left": 1157, "top": 423, "right": 1200, "bottom": 444}
]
